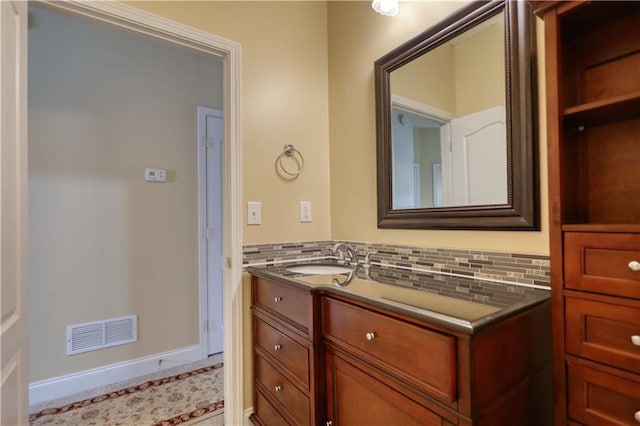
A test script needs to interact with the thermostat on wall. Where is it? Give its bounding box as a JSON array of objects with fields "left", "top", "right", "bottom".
[{"left": 145, "top": 168, "right": 167, "bottom": 182}]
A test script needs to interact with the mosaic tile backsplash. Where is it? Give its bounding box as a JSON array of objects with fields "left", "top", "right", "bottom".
[{"left": 243, "top": 240, "right": 550, "bottom": 288}]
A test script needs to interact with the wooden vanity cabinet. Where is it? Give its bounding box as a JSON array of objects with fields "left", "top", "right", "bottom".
[
  {"left": 533, "top": 2, "right": 640, "bottom": 424},
  {"left": 322, "top": 294, "right": 552, "bottom": 426},
  {"left": 250, "top": 274, "right": 551, "bottom": 425},
  {"left": 250, "top": 276, "right": 324, "bottom": 426}
]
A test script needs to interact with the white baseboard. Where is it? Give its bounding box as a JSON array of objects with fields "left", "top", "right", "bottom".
[
  {"left": 29, "top": 344, "right": 202, "bottom": 406},
  {"left": 244, "top": 407, "right": 254, "bottom": 426}
]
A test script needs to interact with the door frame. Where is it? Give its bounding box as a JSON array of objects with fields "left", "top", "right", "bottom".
[
  {"left": 1, "top": 1, "right": 28, "bottom": 423},
  {"left": 30, "top": 1, "right": 244, "bottom": 424}
]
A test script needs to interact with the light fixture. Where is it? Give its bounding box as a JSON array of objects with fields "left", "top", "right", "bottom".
[{"left": 372, "top": 0, "right": 399, "bottom": 16}]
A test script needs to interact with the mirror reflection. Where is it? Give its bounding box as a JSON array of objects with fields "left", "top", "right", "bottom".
[{"left": 390, "top": 12, "right": 506, "bottom": 209}]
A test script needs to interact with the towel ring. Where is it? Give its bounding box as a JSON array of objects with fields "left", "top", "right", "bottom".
[{"left": 276, "top": 144, "right": 304, "bottom": 177}]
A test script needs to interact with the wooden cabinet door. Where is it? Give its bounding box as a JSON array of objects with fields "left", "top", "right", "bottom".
[
  {"left": 567, "top": 362, "right": 640, "bottom": 426},
  {"left": 325, "top": 351, "right": 446, "bottom": 426}
]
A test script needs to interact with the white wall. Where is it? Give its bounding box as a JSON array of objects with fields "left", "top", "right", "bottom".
[{"left": 28, "top": 5, "right": 222, "bottom": 382}]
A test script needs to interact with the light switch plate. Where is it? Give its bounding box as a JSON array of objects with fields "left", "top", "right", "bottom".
[
  {"left": 247, "top": 202, "right": 261, "bottom": 225},
  {"left": 300, "top": 201, "right": 312, "bottom": 222}
]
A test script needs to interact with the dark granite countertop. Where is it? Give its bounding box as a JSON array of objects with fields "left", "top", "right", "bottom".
[{"left": 246, "top": 260, "right": 550, "bottom": 334}]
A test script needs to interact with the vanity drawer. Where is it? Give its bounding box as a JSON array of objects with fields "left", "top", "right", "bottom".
[
  {"left": 253, "top": 277, "right": 312, "bottom": 330},
  {"left": 255, "top": 355, "right": 310, "bottom": 426},
  {"left": 253, "top": 389, "right": 290, "bottom": 426},
  {"left": 254, "top": 317, "right": 309, "bottom": 388},
  {"left": 567, "top": 362, "right": 640, "bottom": 426},
  {"left": 322, "top": 297, "right": 457, "bottom": 403},
  {"left": 565, "top": 232, "right": 640, "bottom": 299},
  {"left": 566, "top": 297, "right": 640, "bottom": 373}
]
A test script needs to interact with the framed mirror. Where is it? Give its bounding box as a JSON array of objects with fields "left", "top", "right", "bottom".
[{"left": 375, "top": 0, "right": 538, "bottom": 230}]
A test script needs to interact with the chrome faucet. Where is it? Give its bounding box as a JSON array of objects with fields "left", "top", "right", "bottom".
[
  {"left": 332, "top": 242, "right": 358, "bottom": 266},
  {"left": 331, "top": 242, "right": 358, "bottom": 287},
  {"left": 362, "top": 250, "right": 378, "bottom": 268},
  {"left": 359, "top": 250, "right": 377, "bottom": 280}
]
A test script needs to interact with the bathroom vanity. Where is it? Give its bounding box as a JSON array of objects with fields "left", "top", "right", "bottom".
[{"left": 247, "top": 264, "right": 552, "bottom": 426}]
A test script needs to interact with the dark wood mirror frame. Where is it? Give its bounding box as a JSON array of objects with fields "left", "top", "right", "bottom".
[{"left": 375, "top": 0, "right": 538, "bottom": 230}]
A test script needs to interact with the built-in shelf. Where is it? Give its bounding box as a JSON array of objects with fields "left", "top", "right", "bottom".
[
  {"left": 562, "top": 223, "right": 640, "bottom": 233},
  {"left": 563, "top": 91, "right": 640, "bottom": 128},
  {"left": 537, "top": 1, "right": 640, "bottom": 423}
]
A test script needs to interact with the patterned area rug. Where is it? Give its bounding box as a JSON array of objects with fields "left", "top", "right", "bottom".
[{"left": 29, "top": 362, "right": 224, "bottom": 425}]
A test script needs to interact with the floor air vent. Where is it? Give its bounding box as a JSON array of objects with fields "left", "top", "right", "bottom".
[{"left": 67, "top": 315, "right": 137, "bottom": 355}]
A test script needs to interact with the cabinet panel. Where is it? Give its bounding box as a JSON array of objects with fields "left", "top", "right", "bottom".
[
  {"left": 567, "top": 362, "right": 640, "bottom": 426},
  {"left": 252, "top": 390, "right": 290, "bottom": 426},
  {"left": 326, "top": 351, "right": 444, "bottom": 426},
  {"left": 253, "top": 277, "right": 312, "bottom": 330},
  {"left": 566, "top": 297, "right": 640, "bottom": 373},
  {"left": 323, "top": 297, "right": 456, "bottom": 403},
  {"left": 578, "top": 9, "right": 640, "bottom": 74},
  {"left": 583, "top": 54, "right": 640, "bottom": 103},
  {"left": 565, "top": 232, "right": 640, "bottom": 299},
  {"left": 584, "top": 120, "right": 640, "bottom": 224},
  {"left": 254, "top": 317, "right": 309, "bottom": 388},
  {"left": 255, "top": 355, "right": 309, "bottom": 426}
]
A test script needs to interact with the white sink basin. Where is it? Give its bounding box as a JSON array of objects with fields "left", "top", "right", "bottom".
[{"left": 286, "top": 263, "right": 353, "bottom": 275}]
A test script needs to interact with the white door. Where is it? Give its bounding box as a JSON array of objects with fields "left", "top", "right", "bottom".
[
  {"left": 0, "top": 1, "right": 28, "bottom": 424},
  {"left": 197, "top": 107, "right": 223, "bottom": 355},
  {"left": 448, "top": 106, "right": 507, "bottom": 206}
]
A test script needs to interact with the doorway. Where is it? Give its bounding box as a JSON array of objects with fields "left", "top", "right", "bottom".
[{"left": 5, "top": 2, "right": 243, "bottom": 424}]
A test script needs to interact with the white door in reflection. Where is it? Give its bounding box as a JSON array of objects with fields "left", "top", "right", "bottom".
[{"left": 445, "top": 105, "right": 507, "bottom": 206}]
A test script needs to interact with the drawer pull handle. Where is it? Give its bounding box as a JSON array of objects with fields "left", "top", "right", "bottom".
[
  {"left": 275, "top": 385, "right": 282, "bottom": 392},
  {"left": 365, "top": 332, "right": 376, "bottom": 341},
  {"left": 631, "top": 335, "right": 640, "bottom": 346},
  {"left": 629, "top": 260, "right": 640, "bottom": 272},
  {"left": 274, "top": 344, "right": 281, "bottom": 351},
  {"left": 274, "top": 296, "right": 282, "bottom": 302},
  {"left": 635, "top": 410, "right": 640, "bottom": 422}
]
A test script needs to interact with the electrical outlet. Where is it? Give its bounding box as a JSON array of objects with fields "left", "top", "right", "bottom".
[
  {"left": 300, "top": 201, "right": 312, "bottom": 222},
  {"left": 247, "top": 202, "right": 261, "bottom": 225}
]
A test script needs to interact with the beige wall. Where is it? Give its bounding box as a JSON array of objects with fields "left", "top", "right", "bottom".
[
  {"left": 328, "top": 1, "right": 549, "bottom": 255},
  {"left": 454, "top": 21, "right": 505, "bottom": 116},
  {"left": 391, "top": 44, "right": 456, "bottom": 113},
  {"left": 28, "top": 6, "right": 223, "bottom": 381},
  {"left": 390, "top": 17, "right": 504, "bottom": 117},
  {"left": 128, "top": 1, "right": 332, "bottom": 246}
]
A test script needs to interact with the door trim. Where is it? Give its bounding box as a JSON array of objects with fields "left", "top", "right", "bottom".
[
  {"left": 31, "top": 2, "right": 243, "bottom": 424},
  {"left": 1, "top": 1, "right": 28, "bottom": 423},
  {"left": 197, "top": 106, "right": 224, "bottom": 358}
]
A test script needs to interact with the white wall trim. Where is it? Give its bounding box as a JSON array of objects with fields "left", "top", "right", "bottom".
[
  {"left": 391, "top": 94, "right": 455, "bottom": 122},
  {"left": 244, "top": 407, "right": 254, "bottom": 425},
  {"left": 28, "top": 345, "right": 202, "bottom": 406},
  {"left": 33, "top": 3, "right": 244, "bottom": 424}
]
